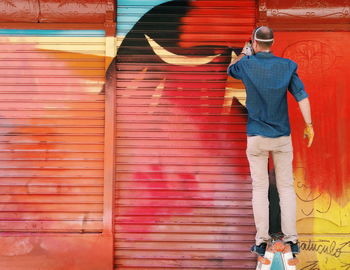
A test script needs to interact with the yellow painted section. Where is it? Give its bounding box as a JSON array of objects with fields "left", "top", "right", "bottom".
[
  {"left": 145, "top": 34, "right": 221, "bottom": 66},
  {"left": 225, "top": 51, "right": 247, "bottom": 109},
  {"left": 7, "top": 36, "right": 106, "bottom": 55},
  {"left": 224, "top": 49, "right": 246, "bottom": 112},
  {"left": 6, "top": 36, "right": 116, "bottom": 72},
  {"left": 297, "top": 235, "right": 350, "bottom": 269},
  {"left": 105, "top": 36, "right": 117, "bottom": 70},
  {"left": 295, "top": 169, "right": 350, "bottom": 269}
]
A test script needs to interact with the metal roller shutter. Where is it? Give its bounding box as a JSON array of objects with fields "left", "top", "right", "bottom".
[
  {"left": 0, "top": 30, "right": 106, "bottom": 233},
  {"left": 115, "top": 0, "right": 256, "bottom": 269}
]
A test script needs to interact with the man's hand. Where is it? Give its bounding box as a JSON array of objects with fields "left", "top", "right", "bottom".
[
  {"left": 241, "top": 42, "right": 253, "bottom": 56},
  {"left": 304, "top": 123, "right": 314, "bottom": 147}
]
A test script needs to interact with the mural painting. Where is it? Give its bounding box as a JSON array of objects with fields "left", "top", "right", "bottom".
[
  {"left": 114, "top": 1, "right": 350, "bottom": 269},
  {"left": 0, "top": 0, "right": 348, "bottom": 269}
]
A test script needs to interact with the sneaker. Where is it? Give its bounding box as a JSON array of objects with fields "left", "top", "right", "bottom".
[
  {"left": 250, "top": 242, "right": 267, "bottom": 256},
  {"left": 286, "top": 241, "right": 300, "bottom": 255}
]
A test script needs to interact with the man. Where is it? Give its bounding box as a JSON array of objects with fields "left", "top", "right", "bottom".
[{"left": 227, "top": 26, "right": 314, "bottom": 256}]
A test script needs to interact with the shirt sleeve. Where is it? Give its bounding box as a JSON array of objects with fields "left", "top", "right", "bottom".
[
  {"left": 288, "top": 61, "right": 308, "bottom": 102},
  {"left": 227, "top": 57, "right": 245, "bottom": 80}
]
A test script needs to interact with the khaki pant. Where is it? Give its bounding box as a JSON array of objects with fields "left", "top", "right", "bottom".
[{"left": 246, "top": 135, "right": 298, "bottom": 245}]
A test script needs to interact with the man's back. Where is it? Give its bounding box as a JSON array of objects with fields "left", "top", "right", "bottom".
[{"left": 228, "top": 52, "right": 308, "bottom": 138}]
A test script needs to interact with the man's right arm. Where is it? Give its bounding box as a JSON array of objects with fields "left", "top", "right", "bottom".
[
  {"left": 298, "top": 97, "right": 314, "bottom": 147},
  {"left": 288, "top": 61, "right": 314, "bottom": 147}
]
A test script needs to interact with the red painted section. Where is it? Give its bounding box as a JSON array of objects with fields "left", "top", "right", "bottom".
[
  {"left": 273, "top": 32, "right": 350, "bottom": 198},
  {"left": 258, "top": 0, "right": 350, "bottom": 31},
  {"left": 115, "top": 56, "right": 251, "bottom": 224},
  {"left": 40, "top": 0, "right": 107, "bottom": 23},
  {"left": 0, "top": 0, "right": 39, "bottom": 22},
  {"left": 114, "top": 1, "right": 257, "bottom": 269},
  {"left": 179, "top": 0, "right": 256, "bottom": 48}
]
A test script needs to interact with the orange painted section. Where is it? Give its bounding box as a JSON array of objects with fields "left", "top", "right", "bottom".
[
  {"left": 0, "top": 1, "right": 116, "bottom": 269},
  {"left": 0, "top": 35, "right": 114, "bottom": 268},
  {"left": 0, "top": 235, "right": 111, "bottom": 270}
]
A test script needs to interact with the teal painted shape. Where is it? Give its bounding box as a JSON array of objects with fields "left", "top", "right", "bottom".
[
  {"left": 0, "top": 30, "right": 105, "bottom": 37},
  {"left": 117, "top": 0, "right": 172, "bottom": 36},
  {"left": 271, "top": 252, "right": 285, "bottom": 270}
]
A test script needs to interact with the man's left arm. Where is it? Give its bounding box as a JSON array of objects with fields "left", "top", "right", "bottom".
[{"left": 229, "top": 53, "right": 245, "bottom": 66}]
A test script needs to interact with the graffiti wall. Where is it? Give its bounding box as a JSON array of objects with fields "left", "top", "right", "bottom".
[
  {"left": 0, "top": 0, "right": 348, "bottom": 269},
  {"left": 114, "top": 0, "right": 350, "bottom": 269},
  {"left": 114, "top": 0, "right": 257, "bottom": 269}
]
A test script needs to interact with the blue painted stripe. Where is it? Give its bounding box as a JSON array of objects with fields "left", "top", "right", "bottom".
[
  {"left": 117, "top": 0, "right": 171, "bottom": 36},
  {"left": 0, "top": 29, "right": 105, "bottom": 37},
  {"left": 118, "top": 0, "right": 170, "bottom": 5}
]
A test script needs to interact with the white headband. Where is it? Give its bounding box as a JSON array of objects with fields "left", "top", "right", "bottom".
[{"left": 254, "top": 27, "right": 274, "bottom": 42}]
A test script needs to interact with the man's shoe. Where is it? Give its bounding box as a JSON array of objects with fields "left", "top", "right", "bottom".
[
  {"left": 286, "top": 241, "right": 300, "bottom": 255},
  {"left": 250, "top": 242, "right": 267, "bottom": 256}
]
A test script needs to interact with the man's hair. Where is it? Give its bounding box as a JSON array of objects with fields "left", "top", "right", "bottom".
[{"left": 253, "top": 26, "right": 274, "bottom": 49}]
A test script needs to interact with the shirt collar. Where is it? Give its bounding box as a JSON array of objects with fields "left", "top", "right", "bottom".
[{"left": 255, "top": 51, "right": 274, "bottom": 58}]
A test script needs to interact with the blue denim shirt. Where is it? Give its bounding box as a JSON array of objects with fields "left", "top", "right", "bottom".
[{"left": 227, "top": 52, "right": 308, "bottom": 138}]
